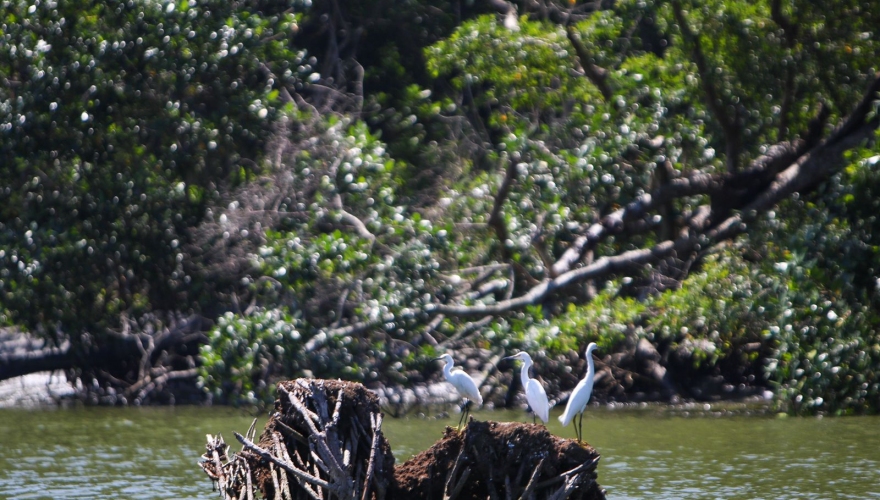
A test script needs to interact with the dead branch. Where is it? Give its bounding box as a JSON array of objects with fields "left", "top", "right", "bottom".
[
  {"left": 200, "top": 379, "right": 394, "bottom": 500},
  {"left": 489, "top": 158, "right": 523, "bottom": 267},
  {"left": 439, "top": 73, "right": 880, "bottom": 316},
  {"left": 434, "top": 233, "right": 694, "bottom": 317}
]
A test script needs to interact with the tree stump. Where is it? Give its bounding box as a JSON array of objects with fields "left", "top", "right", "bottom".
[
  {"left": 200, "top": 379, "right": 605, "bottom": 500},
  {"left": 392, "top": 420, "right": 604, "bottom": 500},
  {"left": 201, "top": 378, "right": 394, "bottom": 500}
]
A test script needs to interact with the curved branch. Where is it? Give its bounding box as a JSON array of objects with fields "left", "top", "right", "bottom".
[
  {"left": 435, "top": 233, "right": 693, "bottom": 316},
  {"left": 304, "top": 312, "right": 397, "bottom": 352},
  {"left": 0, "top": 338, "right": 73, "bottom": 380},
  {"left": 488, "top": 159, "right": 519, "bottom": 260},
  {"left": 336, "top": 209, "right": 377, "bottom": 242},
  {"left": 440, "top": 72, "right": 880, "bottom": 317},
  {"left": 551, "top": 170, "right": 720, "bottom": 276},
  {"left": 234, "top": 432, "right": 332, "bottom": 491}
]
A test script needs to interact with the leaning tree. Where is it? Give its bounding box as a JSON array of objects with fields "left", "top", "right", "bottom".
[{"left": 197, "top": 0, "right": 880, "bottom": 414}]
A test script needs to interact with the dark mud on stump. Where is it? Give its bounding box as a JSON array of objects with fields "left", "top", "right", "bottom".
[{"left": 393, "top": 419, "right": 604, "bottom": 499}]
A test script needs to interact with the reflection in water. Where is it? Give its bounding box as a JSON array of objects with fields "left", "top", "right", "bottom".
[{"left": 0, "top": 405, "right": 878, "bottom": 499}]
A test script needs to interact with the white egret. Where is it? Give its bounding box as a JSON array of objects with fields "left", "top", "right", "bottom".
[
  {"left": 558, "top": 342, "right": 598, "bottom": 442},
  {"left": 436, "top": 353, "right": 483, "bottom": 428},
  {"left": 503, "top": 351, "right": 551, "bottom": 424}
]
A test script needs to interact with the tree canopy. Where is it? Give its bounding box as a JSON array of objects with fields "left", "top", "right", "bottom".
[{"left": 2, "top": 0, "right": 879, "bottom": 414}]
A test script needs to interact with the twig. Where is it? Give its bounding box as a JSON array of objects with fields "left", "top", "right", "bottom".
[
  {"left": 443, "top": 442, "right": 470, "bottom": 500},
  {"left": 434, "top": 234, "right": 691, "bottom": 316},
  {"left": 274, "top": 418, "right": 308, "bottom": 445},
  {"left": 234, "top": 431, "right": 331, "bottom": 491},
  {"left": 360, "top": 412, "right": 383, "bottom": 500},
  {"left": 519, "top": 458, "right": 544, "bottom": 500},
  {"left": 284, "top": 385, "right": 321, "bottom": 429},
  {"left": 440, "top": 315, "right": 494, "bottom": 347},
  {"left": 546, "top": 474, "right": 582, "bottom": 500},
  {"left": 535, "top": 455, "right": 600, "bottom": 489},
  {"left": 304, "top": 312, "right": 397, "bottom": 352},
  {"left": 243, "top": 460, "right": 255, "bottom": 500}
]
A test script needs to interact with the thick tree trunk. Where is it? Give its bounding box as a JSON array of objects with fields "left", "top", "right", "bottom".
[
  {"left": 0, "top": 318, "right": 204, "bottom": 404},
  {"left": 0, "top": 330, "right": 73, "bottom": 380}
]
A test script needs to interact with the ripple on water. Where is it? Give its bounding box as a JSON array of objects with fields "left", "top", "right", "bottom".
[{"left": 1, "top": 406, "right": 880, "bottom": 499}]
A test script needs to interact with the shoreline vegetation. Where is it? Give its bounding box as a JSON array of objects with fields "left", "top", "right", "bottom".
[
  {"left": 3, "top": 1, "right": 880, "bottom": 416},
  {"left": 1, "top": 327, "right": 772, "bottom": 412}
]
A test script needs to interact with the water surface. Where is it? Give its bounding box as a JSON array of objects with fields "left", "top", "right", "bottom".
[{"left": 0, "top": 404, "right": 877, "bottom": 499}]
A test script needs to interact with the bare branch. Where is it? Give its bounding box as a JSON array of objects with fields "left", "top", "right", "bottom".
[
  {"left": 234, "top": 431, "right": 332, "bottom": 491},
  {"left": 550, "top": 170, "right": 720, "bottom": 276},
  {"left": 438, "top": 73, "right": 880, "bottom": 317},
  {"left": 360, "top": 412, "right": 384, "bottom": 500},
  {"left": 333, "top": 208, "right": 377, "bottom": 242},
  {"left": 435, "top": 234, "right": 691, "bottom": 316},
  {"left": 131, "top": 367, "right": 198, "bottom": 401},
  {"left": 520, "top": 458, "right": 545, "bottom": 499},
  {"left": 304, "top": 312, "right": 397, "bottom": 352},
  {"left": 489, "top": 158, "right": 520, "bottom": 262}
]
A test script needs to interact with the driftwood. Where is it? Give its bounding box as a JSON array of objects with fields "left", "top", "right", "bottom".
[{"left": 200, "top": 378, "right": 605, "bottom": 500}]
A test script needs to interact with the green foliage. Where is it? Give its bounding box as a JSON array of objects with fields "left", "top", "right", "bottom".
[
  {"left": 427, "top": 16, "right": 601, "bottom": 116},
  {"left": 536, "top": 291, "right": 644, "bottom": 355},
  {"left": 4, "top": 0, "right": 880, "bottom": 414},
  {"left": 655, "top": 0, "right": 880, "bottom": 156},
  {"left": 198, "top": 117, "right": 455, "bottom": 401},
  {"left": 199, "top": 309, "right": 303, "bottom": 405},
  {"left": 755, "top": 141, "right": 880, "bottom": 415},
  {"left": 0, "top": 0, "right": 303, "bottom": 337},
  {"left": 647, "top": 252, "right": 770, "bottom": 356}
]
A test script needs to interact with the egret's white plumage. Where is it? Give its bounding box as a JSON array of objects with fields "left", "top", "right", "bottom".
[
  {"left": 436, "top": 353, "right": 482, "bottom": 427},
  {"left": 504, "top": 352, "right": 551, "bottom": 424},
  {"left": 558, "top": 342, "right": 598, "bottom": 442}
]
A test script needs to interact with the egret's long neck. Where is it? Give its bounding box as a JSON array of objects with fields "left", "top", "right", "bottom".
[
  {"left": 444, "top": 358, "right": 454, "bottom": 378},
  {"left": 586, "top": 350, "right": 595, "bottom": 379},
  {"left": 520, "top": 358, "right": 532, "bottom": 387}
]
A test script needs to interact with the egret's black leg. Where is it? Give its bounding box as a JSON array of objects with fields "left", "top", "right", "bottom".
[
  {"left": 576, "top": 411, "right": 584, "bottom": 443},
  {"left": 458, "top": 399, "right": 473, "bottom": 429},
  {"left": 457, "top": 400, "right": 466, "bottom": 428}
]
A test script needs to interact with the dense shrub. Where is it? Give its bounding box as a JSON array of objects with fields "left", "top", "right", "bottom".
[
  {"left": 3, "top": 0, "right": 880, "bottom": 414},
  {"left": 0, "top": 0, "right": 302, "bottom": 337}
]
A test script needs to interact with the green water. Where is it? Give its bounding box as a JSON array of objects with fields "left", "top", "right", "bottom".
[{"left": 0, "top": 404, "right": 878, "bottom": 499}]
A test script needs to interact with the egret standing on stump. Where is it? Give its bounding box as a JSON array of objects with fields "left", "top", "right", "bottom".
[
  {"left": 559, "top": 342, "right": 599, "bottom": 442},
  {"left": 436, "top": 353, "right": 483, "bottom": 428},
  {"left": 503, "top": 351, "right": 551, "bottom": 424}
]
